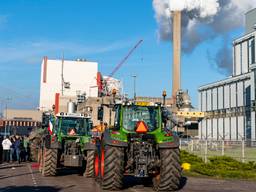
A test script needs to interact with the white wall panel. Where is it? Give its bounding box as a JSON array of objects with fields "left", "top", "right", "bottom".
[
  {"left": 212, "top": 88, "right": 218, "bottom": 110},
  {"left": 202, "top": 91, "right": 207, "bottom": 111},
  {"left": 212, "top": 118, "right": 218, "bottom": 139},
  {"left": 242, "top": 42, "right": 248, "bottom": 74},
  {"left": 224, "top": 85, "right": 230, "bottom": 109},
  {"left": 251, "top": 112, "right": 256, "bottom": 140},
  {"left": 199, "top": 121, "right": 202, "bottom": 138},
  {"left": 235, "top": 44, "right": 241, "bottom": 76},
  {"left": 198, "top": 92, "right": 202, "bottom": 111},
  {"left": 207, "top": 90, "right": 212, "bottom": 111},
  {"left": 230, "top": 83, "right": 237, "bottom": 108},
  {"left": 218, "top": 118, "right": 224, "bottom": 139},
  {"left": 218, "top": 87, "right": 224, "bottom": 109},
  {"left": 231, "top": 117, "right": 237, "bottom": 140},
  {"left": 237, "top": 116, "right": 244, "bottom": 139},
  {"left": 39, "top": 59, "right": 98, "bottom": 111},
  {"left": 237, "top": 82, "right": 244, "bottom": 106},
  {"left": 207, "top": 119, "right": 212, "bottom": 139},
  {"left": 224, "top": 117, "right": 230, "bottom": 140},
  {"left": 200, "top": 120, "right": 207, "bottom": 138}
]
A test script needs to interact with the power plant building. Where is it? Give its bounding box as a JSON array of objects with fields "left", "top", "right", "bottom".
[
  {"left": 198, "top": 9, "right": 256, "bottom": 141},
  {"left": 39, "top": 57, "right": 98, "bottom": 111}
]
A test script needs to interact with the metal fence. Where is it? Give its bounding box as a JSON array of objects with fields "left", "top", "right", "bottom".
[{"left": 180, "top": 138, "right": 256, "bottom": 163}]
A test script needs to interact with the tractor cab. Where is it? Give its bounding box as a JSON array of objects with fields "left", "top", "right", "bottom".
[
  {"left": 122, "top": 104, "right": 159, "bottom": 133},
  {"left": 38, "top": 103, "right": 96, "bottom": 178},
  {"left": 55, "top": 112, "right": 92, "bottom": 137}
]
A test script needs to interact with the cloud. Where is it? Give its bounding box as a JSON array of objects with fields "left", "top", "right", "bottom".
[
  {"left": 152, "top": 0, "right": 255, "bottom": 75},
  {"left": 0, "top": 39, "right": 133, "bottom": 65},
  {"left": 0, "top": 39, "right": 133, "bottom": 109}
]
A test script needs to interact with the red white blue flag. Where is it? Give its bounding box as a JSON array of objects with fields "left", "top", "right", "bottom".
[{"left": 48, "top": 120, "right": 53, "bottom": 135}]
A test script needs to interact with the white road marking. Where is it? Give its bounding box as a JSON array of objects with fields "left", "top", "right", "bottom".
[{"left": 28, "top": 164, "right": 38, "bottom": 188}]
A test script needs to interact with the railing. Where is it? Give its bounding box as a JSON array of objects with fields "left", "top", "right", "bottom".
[{"left": 180, "top": 138, "right": 256, "bottom": 163}]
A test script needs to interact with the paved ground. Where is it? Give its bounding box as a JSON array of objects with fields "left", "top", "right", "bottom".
[{"left": 0, "top": 162, "right": 256, "bottom": 192}]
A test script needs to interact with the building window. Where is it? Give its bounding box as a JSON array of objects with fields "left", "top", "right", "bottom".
[{"left": 249, "top": 38, "right": 255, "bottom": 65}]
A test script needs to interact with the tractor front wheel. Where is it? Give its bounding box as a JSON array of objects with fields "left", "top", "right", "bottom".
[
  {"left": 153, "top": 148, "right": 181, "bottom": 192},
  {"left": 101, "top": 145, "right": 124, "bottom": 190},
  {"left": 42, "top": 148, "right": 58, "bottom": 176},
  {"left": 84, "top": 150, "right": 95, "bottom": 177}
]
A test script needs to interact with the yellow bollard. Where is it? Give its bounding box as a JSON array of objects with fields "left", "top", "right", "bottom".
[{"left": 181, "top": 163, "right": 191, "bottom": 171}]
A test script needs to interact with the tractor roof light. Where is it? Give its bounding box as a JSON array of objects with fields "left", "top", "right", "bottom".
[{"left": 135, "top": 121, "right": 148, "bottom": 134}]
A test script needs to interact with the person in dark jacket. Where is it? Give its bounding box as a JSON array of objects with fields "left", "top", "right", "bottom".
[
  {"left": 10, "top": 136, "right": 15, "bottom": 162},
  {"left": 13, "top": 136, "right": 21, "bottom": 163}
]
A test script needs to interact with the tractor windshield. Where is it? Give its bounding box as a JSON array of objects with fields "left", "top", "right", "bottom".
[
  {"left": 58, "top": 117, "right": 91, "bottom": 135},
  {"left": 122, "top": 105, "right": 159, "bottom": 132}
]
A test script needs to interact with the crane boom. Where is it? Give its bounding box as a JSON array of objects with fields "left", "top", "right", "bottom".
[{"left": 106, "top": 39, "right": 143, "bottom": 81}]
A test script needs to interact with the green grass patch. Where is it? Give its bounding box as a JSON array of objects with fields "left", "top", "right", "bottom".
[{"left": 181, "top": 150, "right": 256, "bottom": 180}]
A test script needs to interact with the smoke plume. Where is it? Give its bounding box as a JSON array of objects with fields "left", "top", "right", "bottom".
[{"left": 153, "top": 0, "right": 256, "bottom": 74}]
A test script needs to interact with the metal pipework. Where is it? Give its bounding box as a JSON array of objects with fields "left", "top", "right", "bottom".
[{"left": 67, "top": 101, "right": 77, "bottom": 113}]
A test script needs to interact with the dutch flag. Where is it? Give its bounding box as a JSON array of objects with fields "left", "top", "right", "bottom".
[{"left": 48, "top": 120, "right": 53, "bottom": 135}]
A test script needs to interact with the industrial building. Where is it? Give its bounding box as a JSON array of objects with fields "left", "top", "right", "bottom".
[
  {"left": 0, "top": 109, "right": 42, "bottom": 135},
  {"left": 39, "top": 57, "right": 98, "bottom": 111},
  {"left": 198, "top": 9, "right": 256, "bottom": 141}
]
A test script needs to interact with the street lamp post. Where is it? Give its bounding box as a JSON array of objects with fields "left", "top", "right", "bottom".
[
  {"left": 4, "top": 98, "right": 11, "bottom": 136},
  {"left": 132, "top": 75, "right": 137, "bottom": 101}
]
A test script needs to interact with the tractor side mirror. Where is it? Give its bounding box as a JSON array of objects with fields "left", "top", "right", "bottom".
[
  {"left": 97, "top": 106, "right": 104, "bottom": 121},
  {"left": 162, "top": 109, "right": 169, "bottom": 123}
]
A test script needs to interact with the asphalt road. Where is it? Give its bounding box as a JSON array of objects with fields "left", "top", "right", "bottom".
[{"left": 0, "top": 162, "right": 255, "bottom": 192}]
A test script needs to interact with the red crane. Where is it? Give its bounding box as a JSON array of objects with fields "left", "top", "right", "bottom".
[
  {"left": 106, "top": 39, "right": 143, "bottom": 81},
  {"left": 97, "top": 39, "right": 143, "bottom": 96}
]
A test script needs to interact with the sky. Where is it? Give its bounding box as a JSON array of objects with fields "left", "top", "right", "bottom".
[{"left": 0, "top": 0, "right": 247, "bottom": 111}]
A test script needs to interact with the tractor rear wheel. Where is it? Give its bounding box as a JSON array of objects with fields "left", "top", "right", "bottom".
[
  {"left": 101, "top": 145, "right": 124, "bottom": 190},
  {"left": 30, "top": 139, "right": 40, "bottom": 162},
  {"left": 153, "top": 148, "right": 181, "bottom": 192},
  {"left": 84, "top": 150, "right": 95, "bottom": 177},
  {"left": 42, "top": 148, "right": 58, "bottom": 176}
]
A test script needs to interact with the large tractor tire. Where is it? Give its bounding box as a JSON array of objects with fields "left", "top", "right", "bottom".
[
  {"left": 42, "top": 148, "right": 58, "bottom": 177},
  {"left": 101, "top": 145, "right": 124, "bottom": 190},
  {"left": 30, "top": 139, "right": 40, "bottom": 162},
  {"left": 153, "top": 148, "right": 181, "bottom": 192},
  {"left": 84, "top": 150, "right": 95, "bottom": 177}
]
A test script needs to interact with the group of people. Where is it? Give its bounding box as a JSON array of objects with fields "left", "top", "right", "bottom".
[{"left": 1, "top": 135, "right": 30, "bottom": 164}]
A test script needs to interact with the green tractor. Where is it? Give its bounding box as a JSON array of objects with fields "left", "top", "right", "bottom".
[
  {"left": 95, "top": 101, "right": 181, "bottom": 191},
  {"left": 39, "top": 112, "right": 96, "bottom": 177}
]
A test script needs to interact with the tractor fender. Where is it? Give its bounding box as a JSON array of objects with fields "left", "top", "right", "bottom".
[
  {"left": 157, "top": 134, "right": 179, "bottom": 149},
  {"left": 84, "top": 143, "right": 96, "bottom": 150},
  {"left": 102, "top": 130, "right": 128, "bottom": 147}
]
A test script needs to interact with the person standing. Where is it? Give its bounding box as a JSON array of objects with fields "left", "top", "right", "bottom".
[
  {"left": 2, "top": 136, "right": 12, "bottom": 163},
  {"left": 14, "top": 136, "right": 21, "bottom": 163},
  {"left": 10, "top": 136, "right": 15, "bottom": 162},
  {"left": 23, "top": 136, "right": 29, "bottom": 161}
]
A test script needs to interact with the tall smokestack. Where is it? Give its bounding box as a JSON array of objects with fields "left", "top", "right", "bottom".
[{"left": 172, "top": 11, "right": 181, "bottom": 103}]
